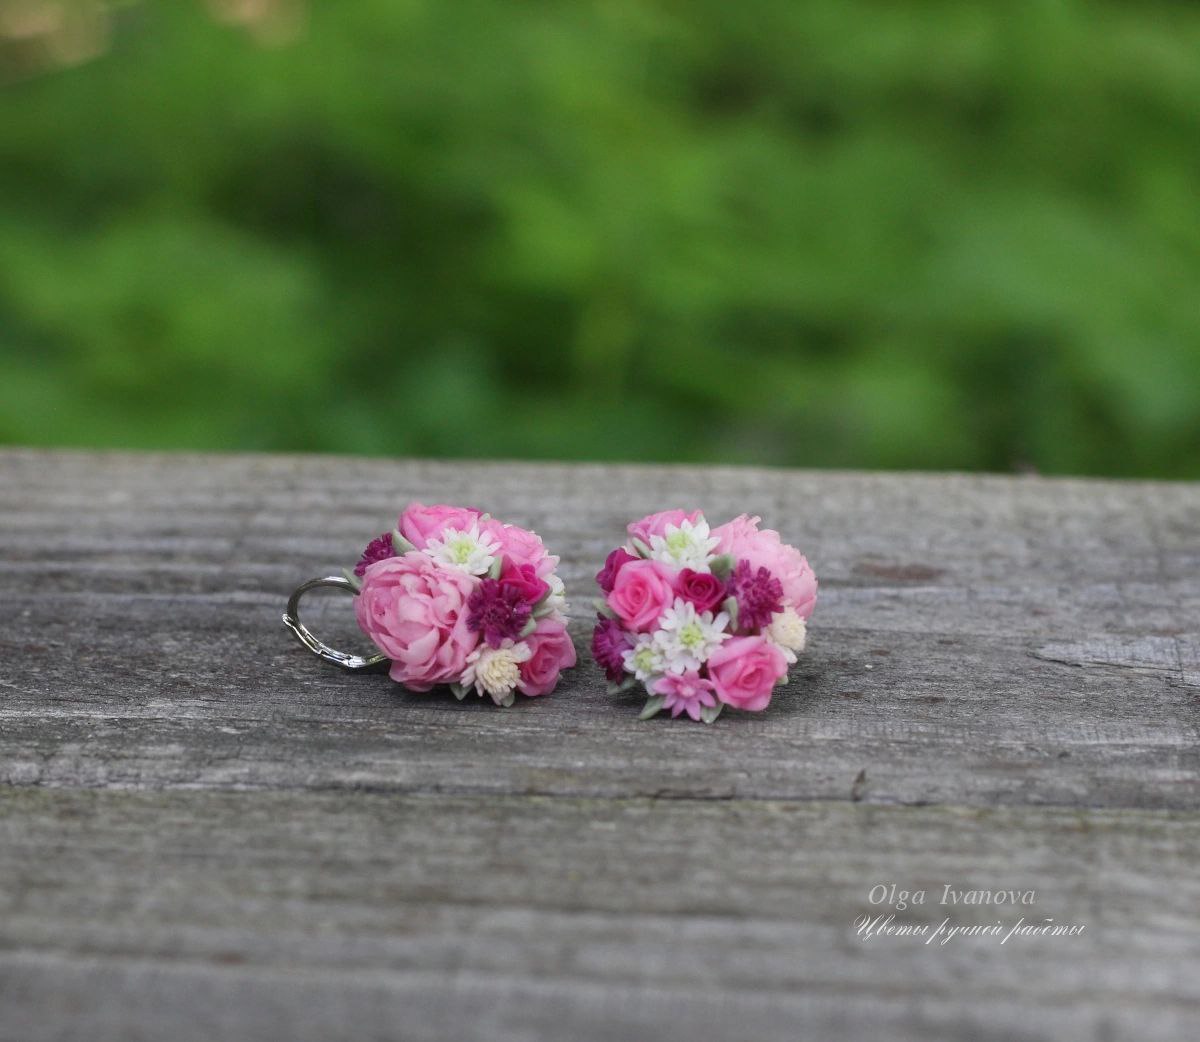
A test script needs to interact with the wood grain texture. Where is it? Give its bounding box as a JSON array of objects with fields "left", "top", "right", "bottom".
[{"left": 0, "top": 448, "right": 1197, "bottom": 1041}]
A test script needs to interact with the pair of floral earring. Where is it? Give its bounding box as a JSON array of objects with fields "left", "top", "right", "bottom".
[{"left": 283, "top": 503, "right": 816, "bottom": 724}]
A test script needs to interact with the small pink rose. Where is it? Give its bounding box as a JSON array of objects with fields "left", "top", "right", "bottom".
[
  {"left": 398, "top": 503, "right": 484, "bottom": 549},
  {"left": 705, "top": 635, "right": 788, "bottom": 712},
  {"left": 518, "top": 617, "right": 577, "bottom": 697},
  {"left": 499, "top": 557, "right": 550, "bottom": 605},
  {"left": 606, "top": 559, "right": 677, "bottom": 633},
  {"left": 479, "top": 518, "right": 552, "bottom": 572},
  {"left": 626, "top": 509, "right": 703, "bottom": 547},
  {"left": 596, "top": 547, "right": 638, "bottom": 594},
  {"left": 711, "top": 514, "right": 817, "bottom": 619},
  {"left": 355, "top": 553, "right": 480, "bottom": 690},
  {"left": 674, "top": 568, "right": 726, "bottom": 614}
]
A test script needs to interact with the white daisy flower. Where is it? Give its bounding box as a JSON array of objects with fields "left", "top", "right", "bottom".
[
  {"left": 653, "top": 597, "right": 730, "bottom": 674},
  {"left": 425, "top": 523, "right": 501, "bottom": 575},
  {"left": 765, "top": 607, "right": 807, "bottom": 664},
  {"left": 462, "top": 639, "right": 533, "bottom": 704},
  {"left": 647, "top": 517, "right": 720, "bottom": 571},
  {"left": 622, "top": 633, "right": 667, "bottom": 682}
]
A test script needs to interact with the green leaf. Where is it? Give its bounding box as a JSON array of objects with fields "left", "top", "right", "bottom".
[
  {"left": 630, "top": 538, "right": 652, "bottom": 559},
  {"left": 700, "top": 702, "right": 724, "bottom": 724},
  {"left": 449, "top": 682, "right": 469, "bottom": 701},
  {"left": 638, "top": 695, "right": 666, "bottom": 720},
  {"left": 496, "top": 691, "right": 516, "bottom": 708},
  {"left": 341, "top": 568, "right": 362, "bottom": 592},
  {"left": 519, "top": 617, "right": 538, "bottom": 638},
  {"left": 709, "top": 554, "right": 735, "bottom": 580},
  {"left": 487, "top": 556, "right": 504, "bottom": 579},
  {"left": 391, "top": 529, "right": 416, "bottom": 555},
  {"left": 593, "top": 598, "right": 615, "bottom": 617},
  {"left": 722, "top": 596, "right": 739, "bottom": 631},
  {"left": 605, "top": 675, "right": 637, "bottom": 696}
]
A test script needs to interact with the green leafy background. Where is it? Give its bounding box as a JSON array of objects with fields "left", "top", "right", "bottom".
[{"left": 2, "top": 1, "right": 1198, "bottom": 476}]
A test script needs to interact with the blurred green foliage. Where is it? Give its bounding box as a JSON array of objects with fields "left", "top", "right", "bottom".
[{"left": 1, "top": 0, "right": 1198, "bottom": 475}]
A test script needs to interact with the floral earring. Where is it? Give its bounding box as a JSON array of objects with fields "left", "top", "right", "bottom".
[
  {"left": 284, "top": 504, "right": 575, "bottom": 706},
  {"left": 592, "top": 510, "right": 816, "bottom": 723}
]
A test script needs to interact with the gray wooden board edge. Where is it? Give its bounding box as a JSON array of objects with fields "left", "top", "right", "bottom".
[{"left": 0, "top": 788, "right": 1198, "bottom": 1042}]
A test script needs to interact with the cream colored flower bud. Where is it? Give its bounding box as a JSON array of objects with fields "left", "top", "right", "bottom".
[
  {"left": 466, "top": 640, "right": 533, "bottom": 703},
  {"left": 766, "top": 608, "right": 806, "bottom": 662}
]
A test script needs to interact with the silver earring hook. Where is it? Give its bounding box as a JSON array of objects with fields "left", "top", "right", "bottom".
[{"left": 282, "top": 576, "right": 389, "bottom": 672}]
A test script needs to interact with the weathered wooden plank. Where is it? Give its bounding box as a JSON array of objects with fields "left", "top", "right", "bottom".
[
  {"left": 1, "top": 449, "right": 1198, "bottom": 1041},
  {"left": 0, "top": 450, "right": 1196, "bottom": 809},
  {"left": 0, "top": 598, "right": 1194, "bottom": 808},
  {"left": 0, "top": 788, "right": 1197, "bottom": 1042}
]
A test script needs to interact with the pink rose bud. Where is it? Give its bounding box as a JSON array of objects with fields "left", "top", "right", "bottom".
[
  {"left": 705, "top": 635, "right": 788, "bottom": 712},
  {"left": 674, "top": 567, "right": 726, "bottom": 614},
  {"left": 626, "top": 509, "right": 703, "bottom": 547},
  {"left": 596, "top": 547, "right": 638, "bottom": 594},
  {"left": 398, "top": 503, "right": 484, "bottom": 549},
  {"left": 605, "top": 559, "right": 677, "bottom": 633},
  {"left": 499, "top": 557, "right": 550, "bottom": 605},
  {"left": 518, "top": 617, "right": 578, "bottom": 697},
  {"left": 479, "top": 518, "right": 551, "bottom": 570}
]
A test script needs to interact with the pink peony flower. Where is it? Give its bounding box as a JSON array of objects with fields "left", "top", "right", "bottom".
[
  {"left": 499, "top": 557, "right": 550, "bottom": 605},
  {"left": 711, "top": 514, "right": 817, "bottom": 619},
  {"left": 705, "top": 635, "right": 788, "bottom": 712},
  {"left": 653, "top": 670, "right": 717, "bottom": 721},
  {"left": 354, "top": 553, "right": 479, "bottom": 690},
  {"left": 596, "top": 547, "right": 638, "bottom": 594},
  {"left": 591, "top": 614, "right": 632, "bottom": 683},
  {"left": 398, "top": 503, "right": 484, "bottom": 550},
  {"left": 674, "top": 568, "right": 726, "bottom": 614},
  {"left": 479, "top": 518, "right": 550, "bottom": 572},
  {"left": 518, "top": 617, "right": 577, "bottom": 696},
  {"left": 606, "top": 559, "right": 677, "bottom": 633},
  {"left": 710, "top": 513, "right": 762, "bottom": 555},
  {"left": 626, "top": 509, "right": 703, "bottom": 547}
]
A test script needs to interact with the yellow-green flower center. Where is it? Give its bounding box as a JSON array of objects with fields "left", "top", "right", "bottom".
[
  {"left": 448, "top": 536, "right": 474, "bottom": 564},
  {"left": 666, "top": 530, "right": 692, "bottom": 554}
]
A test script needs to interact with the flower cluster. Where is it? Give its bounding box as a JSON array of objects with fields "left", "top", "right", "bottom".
[
  {"left": 351, "top": 504, "right": 574, "bottom": 706},
  {"left": 591, "top": 510, "right": 816, "bottom": 722}
]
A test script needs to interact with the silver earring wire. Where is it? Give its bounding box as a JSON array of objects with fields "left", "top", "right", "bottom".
[{"left": 282, "top": 576, "right": 388, "bottom": 671}]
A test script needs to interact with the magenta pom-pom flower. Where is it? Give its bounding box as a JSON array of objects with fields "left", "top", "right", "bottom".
[
  {"left": 592, "top": 510, "right": 816, "bottom": 723},
  {"left": 354, "top": 532, "right": 398, "bottom": 577},
  {"left": 351, "top": 504, "right": 574, "bottom": 705},
  {"left": 467, "top": 578, "right": 534, "bottom": 648}
]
